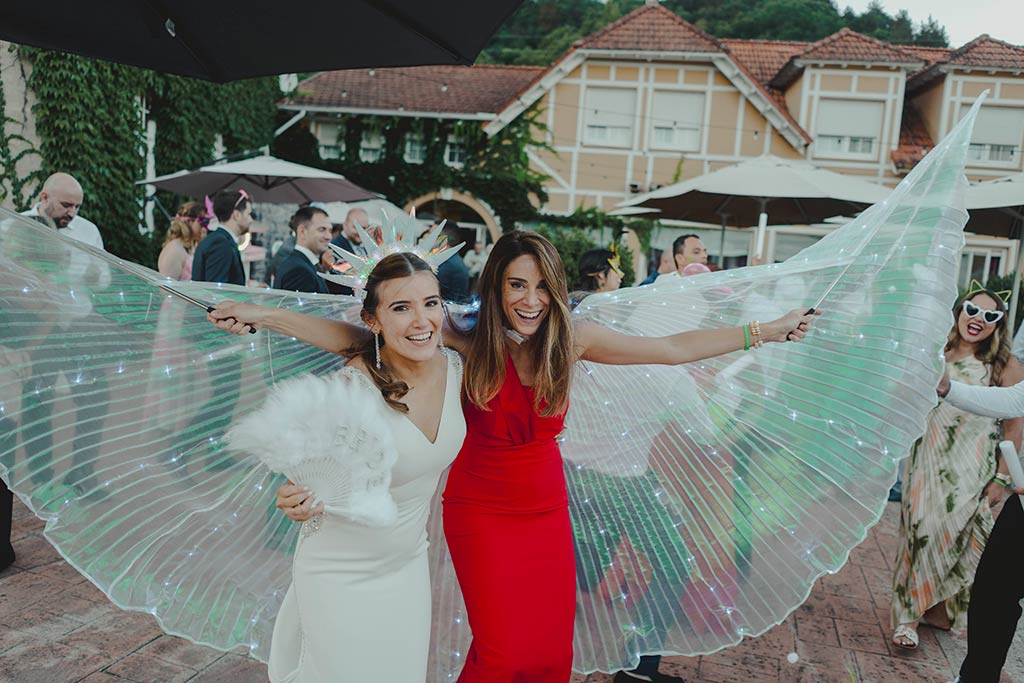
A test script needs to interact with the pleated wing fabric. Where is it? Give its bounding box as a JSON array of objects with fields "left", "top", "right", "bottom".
[
  {"left": 0, "top": 232, "right": 356, "bottom": 659},
  {"left": 0, "top": 98, "right": 980, "bottom": 678},
  {"left": 426, "top": 100, "right": 980, "bottom": 676}
]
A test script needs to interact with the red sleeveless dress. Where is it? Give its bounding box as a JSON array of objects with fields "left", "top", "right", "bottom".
[{"left": 443, "top": 352, "right": 575, "bottom": 682}]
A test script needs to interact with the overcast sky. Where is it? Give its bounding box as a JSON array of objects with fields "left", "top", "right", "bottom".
[{"left": 839, "top": 0, "right": 1024, "bottom": 48}]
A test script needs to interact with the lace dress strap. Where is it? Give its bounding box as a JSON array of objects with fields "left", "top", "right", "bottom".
[{"left": 441, "top": 347, "right": 464, "bottom": 383}]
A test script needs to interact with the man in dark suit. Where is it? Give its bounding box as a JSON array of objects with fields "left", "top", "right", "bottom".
[
  {"left": 325, "top": 207, "right": 369, "bottom": 295},
  {"left": 329, "top": 207, "right": 369, "bottom": 256},
  {"left": 433, "top": 221, "right": 470, "bottom": 303},
  {"left": 277, "top": 206, "right": 332, "bottom": 294},
  {"left": 183, "top": 190, "right": 251, "bottom": 467},
  {"left": 192, "top": 189, "right": 252, "bottom": 286}
]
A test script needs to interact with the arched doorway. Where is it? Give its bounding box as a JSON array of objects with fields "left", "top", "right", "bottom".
[{"left": 404, "top": 189, "right": 501, "bottom": 246}]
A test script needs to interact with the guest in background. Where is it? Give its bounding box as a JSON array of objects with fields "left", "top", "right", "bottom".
[
  {"left": 433, "top": 221, "right": 469, "bottom": 303},
  {"left": 158, "top": 201, "right": 207, "bottom": 281},
  {"left": 891, "top": 285, "right": 1024, "bottom": 650},
  {"left": 463, "top": 240, "right": 488, "bottom": 290},
  {"left": 276, "top": 206, "right": 332, "bottom": 294},
  {"left": 192, "top": 189, "right": 251, "bottom": 286}
]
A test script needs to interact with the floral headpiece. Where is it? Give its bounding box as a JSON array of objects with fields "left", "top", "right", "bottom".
[
  {"left": 320, "top": 210, "right": 464, "bottom": 298},
  {"left": 966, "top": 278, "right": 1011, "bottom": 303}
]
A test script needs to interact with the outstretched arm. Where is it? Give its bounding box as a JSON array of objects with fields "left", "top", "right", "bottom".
[
  {"left": 208, "top": 301, "right": 371, "bottom": 354},
  {"left": 575, "top": 308, "right": 815, "bottom": 365},
  {"left": 943, "top": 379, "right": 1024, "bottom": 420}
]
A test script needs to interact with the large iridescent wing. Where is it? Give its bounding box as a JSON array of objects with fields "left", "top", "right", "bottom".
[
  {"left": 0, "top": 220, "right": 362, "bottom": 660},
  {"left": 542, "top": 100, "right": 975, "bottom": 672}
]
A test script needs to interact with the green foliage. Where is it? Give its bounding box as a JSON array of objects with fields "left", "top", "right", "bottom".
[
  {"left": 534, "top": 209, "right": 639, "bottom": 287},
  {"left": 535, "top": 223, "right": 599, "bottom": 288},
  {"left": 478, "top": 0, "right": 950, "bottom": 65},
  {"left": 18, "top": 47, "right": 151, "bottom": 263},
  {"left": 6, "top": 48, "right": 279, "bottom": 267},
  {"left": 275, "top": 109, "right": 548, "bottom": 229}
]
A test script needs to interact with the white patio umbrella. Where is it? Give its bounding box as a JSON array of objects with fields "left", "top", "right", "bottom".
[
  {"left": 138, "top": 155, "right": 379, "bottom": 203},
  {"left": 617, "top": 155, "right": 890, "bottom": 261},
  {"left": 965, "top": 174, "right": 1024, "bottom": 331}
]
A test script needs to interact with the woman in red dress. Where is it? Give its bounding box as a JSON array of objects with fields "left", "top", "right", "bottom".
[{"left": 441, "top": 231, "right": 814, "bottom": 682}]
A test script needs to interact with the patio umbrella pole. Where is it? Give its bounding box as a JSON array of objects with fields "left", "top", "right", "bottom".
[
  {"left": 717, "top": 213, "right": 729, "bottom": 267},
  {"left": 754, "top": 202, "right": 769, "bottom": 263}
]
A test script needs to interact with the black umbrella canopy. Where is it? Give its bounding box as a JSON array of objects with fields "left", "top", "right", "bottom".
[{"left": 0, "top": 1, "right": 526, "bottom": 82}]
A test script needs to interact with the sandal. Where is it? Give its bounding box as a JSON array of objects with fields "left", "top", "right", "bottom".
[{"left": 893, "top": 623, "right": 919, "bottom": 649}]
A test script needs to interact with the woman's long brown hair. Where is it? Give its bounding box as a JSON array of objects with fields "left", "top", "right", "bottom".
[
  {"left": 463, "top": 230, "right": 573, "bottom": 416},
  {"left": 345, "top": 252, "right": 438, "bottom": 412},
  {"left": 945, "top": 289, "right": 1012, "bottom": 386}
]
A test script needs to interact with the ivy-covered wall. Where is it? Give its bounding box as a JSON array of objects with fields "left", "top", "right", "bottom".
[
  {"left": 273, "top": 110, "right": 549, "bottom": 229},
  {"left": 0, "top": 45, "right": 280, "bottom": 267}
]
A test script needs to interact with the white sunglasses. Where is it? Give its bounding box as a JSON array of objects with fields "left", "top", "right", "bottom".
[{"left": 962, "top": 300, "right": 1004, "bottom": 325}]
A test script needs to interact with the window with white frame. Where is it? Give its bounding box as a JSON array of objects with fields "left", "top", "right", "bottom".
[
  {"left": 444, "top": 134, "right": 466, "bottom": 167},
  {"left": 583, "top": 87, "right": 636, "bottom": 147},
  {"left": 650, "top": 91, "right": 704, "bottom": 151},
  {"left": 359, "top": 130, "right": 385, "bottom": 162},
  {"left": 315, "top": 122, "right": 345, "bottom": 160},
  {"left": 813, "top": 99, "right": 884, "bottom": 159},
  {"left": 960, "top": 105, "right": 1023, "bottom": 166},
  {"left": 958, "top": 244, "right": 1010, "bottom": 289},
  {"left": 404, "top": 131, "right": 426, "bottom": 164}
]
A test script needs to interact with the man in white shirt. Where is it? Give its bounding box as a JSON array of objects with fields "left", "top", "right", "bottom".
[
  {"left": 655, "top": 234, "right": 708, "bottom": 283},
  {"left": 20, "top": 172, "right": 104, "bottom": 249},
  {"left": 937, "top": 374, "right": 1024, "bottom": 683},
  {"left": 6, "top": 173, "right": 111, "bottom": 552}
]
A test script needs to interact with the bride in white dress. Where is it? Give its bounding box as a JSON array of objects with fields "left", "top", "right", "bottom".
[{"left": 224, "top": 251, "right": 466, "bottom": 683}]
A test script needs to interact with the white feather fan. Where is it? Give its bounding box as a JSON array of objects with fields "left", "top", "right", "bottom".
[{"left": 227, "top": 370, "right": 398, "bottom": 527}]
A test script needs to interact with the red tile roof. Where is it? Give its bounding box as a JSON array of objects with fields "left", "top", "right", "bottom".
[
  {"left": 944, "top": 34, "right": 1024, "bottom": 69},
  {"left": 890, "top": 105, "right": 934, "bottom": 173},
  {"left": 799, "top": 28, "right": 923, "bottom": 63},
  {"left": 280, "top": 64, "right": 544, "bottom": 116},
  {"left": 903, "top": 46, "right": 952, "bottom": 63},
  {"left": 908, "top": 35, "right": 1024, "bottom": 91},
  {"left": 771, "top": 28, "right": 923, "bottom": 88},
  {"left": 575, "top": 3, "right": 723, "bottom": 53},
  {"left": 722, "top": 39, "right": 807, "bottom": 84}
]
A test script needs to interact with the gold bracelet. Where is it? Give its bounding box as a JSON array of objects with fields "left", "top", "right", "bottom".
[{"left": 750, "top": 320, "right": 762, "bottom": 348}]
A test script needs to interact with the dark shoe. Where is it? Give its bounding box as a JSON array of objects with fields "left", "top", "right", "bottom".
[
  {"left": 888, "top": 481, "right": 902, "bottom": 502},
  {"left": 613, "top": 672, "right": 685, "bottom": 683},
  {"left": 0, "top": 544, "right": 15, "bottom": 572}
]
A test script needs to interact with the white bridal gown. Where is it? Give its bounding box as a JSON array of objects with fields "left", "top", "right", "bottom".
[{"left": 267, "top": 350, "right": 466, "bottom": 683}]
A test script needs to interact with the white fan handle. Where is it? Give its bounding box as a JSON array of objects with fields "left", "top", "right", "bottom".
[{"left": 997, "top": 440, "right": 1024, "bottom": 489}]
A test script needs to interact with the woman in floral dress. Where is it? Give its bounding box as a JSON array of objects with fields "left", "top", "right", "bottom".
[{"left": 891, "top": 286, "right": 1023, "bottom": 649}]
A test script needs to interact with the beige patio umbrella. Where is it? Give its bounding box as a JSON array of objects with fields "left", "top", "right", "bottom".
[
  {"left": 137, "top": 155, "right": 379, "bottom": 203},
  {"left": 617, "top": 154, "right": 890, "bottom": 262}
]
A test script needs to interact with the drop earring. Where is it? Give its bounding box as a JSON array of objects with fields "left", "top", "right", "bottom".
[{"left": 374, "top": 332, "right": 381, "bottom": 370}]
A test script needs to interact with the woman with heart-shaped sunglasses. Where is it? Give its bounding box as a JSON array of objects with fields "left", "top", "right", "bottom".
[{"left": 891, "top": 284, "right": 1024, "bottom": 650}]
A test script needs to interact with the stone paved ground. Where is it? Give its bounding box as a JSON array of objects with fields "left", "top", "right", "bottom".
[{"left": 1, "top": 498, "right": 1021, "bottom": 683}]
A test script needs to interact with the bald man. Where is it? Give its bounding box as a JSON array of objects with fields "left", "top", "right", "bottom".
[{"left": 21, "top": 173, "right": 104, "bottom": 250}]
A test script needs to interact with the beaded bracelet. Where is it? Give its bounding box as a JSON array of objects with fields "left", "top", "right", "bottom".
[
  {"left": 750, "top": 320, "right": 762, "bottom": 348},
  {"left": 992, "top": 472, "right": 1012, "bottom": 488}
]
